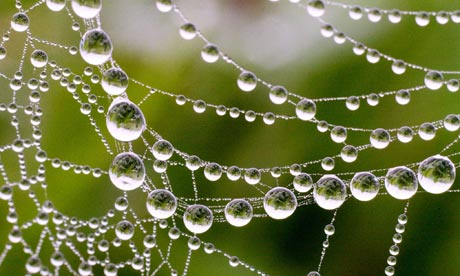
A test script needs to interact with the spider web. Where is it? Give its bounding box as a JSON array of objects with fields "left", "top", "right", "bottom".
[{"left": 0, "top": 0, "right": 459, "bottom": 275}]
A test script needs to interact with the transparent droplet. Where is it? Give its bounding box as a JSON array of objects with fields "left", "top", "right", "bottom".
[
  {"left": 229, "top": 256, "right": 240, "bottom": 267},
  {"left": 436, "top": 12, "right": 449, "bottom": 25},
  {"left": 324, "top": 224, "right": 335, "bottom": 235},
  {"left": 186, "top": 155, "right": 201, "bottom": 171},
  {"left": 152, "top": 140, "right": 174, "bottom": 161},
  {"left": 444, "top": 114, "right": 460, "bottom": 131},
  {"left": 317, "top": 120, "right": 329, "bottom": 132},
  {"left": 225, "top": 199, "right": 253, "bottom": 227},
  {"left": 350, "top": 172, "right": 379, "bottom": 201},
  {"left": 385, "top": 266, "right": 395, "bottom": 276},
  {"left": 307, "top": 272, "right": 321, "bottom": 276},
  {"left": 415, "top": 12, "right": 430, "bottom": 27},
  {"left": 353, "top": 43, "right": 365, "bottom": 55},
  {"left": 201, "top": 44, "right": 219, "bottom": 63},
  {"left": 244, "top": 168, "right": 261, "bottom": 185},
  {"left": 46, "top": 0, "right": 66, "bottom": 12},
  {"left": 321, "top": 157, "right": 335, "bottom": 171},
  {"left": 418, "top": 155, "right": 455, "bottom": 194},
  {"left": 204, "top": 162, "right": 222, "bottom": 181},
  {"left": 368, "top": 8, "right": 382, "bottom": 23},
  {"left": 114, "top": 196, "right": 129, "bottom": 211},
  {"left": 50, "top": 251, "right": 64, "bottom": 267},
  {"left": 193, "top": 100, "right": 206, "bottom": 113},
  {"left": 293, "top": 173, "right": 313, "bottom": 193},
  {"left": 397, "top": 126, "right": 413, "bottom": 143},
  {"left": 349, "top": 6, "right": 363, "bottom": 20},
  {"left": 367, "top": 93, "right": 379, "bottom": 106},
  {"left": 183, "top": 204, "right": 213, "bottom": 234},
  {"left": 245, "top": 110, "right": 256, "bottom": 122},
  {"left": 270, "top": 167, "right": 282, "bottom": 178},
  {"left": 263, "top": 112, "right": 275, "bottom": 125},
  {"left": 204, "top": 243, "right": 215, "bottom": 254},
  {"left": 289, "top": 164, "right": 302, "bottom": 176},
  {"left": 370, "top": 128, "right": 390, "bottom": 149},
  {"left": 313, "top": 174, "right": 347, "bottom": 210},
  {"left": 385, "top": 166, "right": 418, "bottom": 200},
  {"left": 269, "top": 86, "right": 288, "bottom": 104},
  {"left": 11, "top": 13, "right": 29, "bottom": 32},
  {"left": 295, "top": 99, "right": 316, "bottom": 120},
  {"left": 320, "top": 24, "right": 334, "bottom": 38},
  {"left": 78, "top": 262, "right": 92, "bottom": 276},
  {"left": 0, "top": 46, "right": 6, "bottom": 60},
  {"left": 143, "top": 235, "right": 156, "bottom": 248},
  {"left": 424, "top": 71, "right": 444, "bottom": 90},
  {"left": 395, "top": 90, "right": 410, "bottom": 105},
  {"left": 387, "top": 256, "right": 397, "bottom": 266},
  {"left": 237, "top": 71, "right": 257, "bottom": 92},
  {"left": 80, "top": 103, "right": 92, "bottom": 115},
  {"left": 115, "top": 220, "right": 134, "bottom": 240},
  {"left": 333, "top": 32, "right": 346, "bottom": 44},
  {"left": 392, "top": 60, "right": 406, "bottom": 75},
  {"left": 156, "top": 0, "right": 172, "bottom": 12},
  {"left": 446, "top": 79, "right": 459, "bottom": 92},
  {"left": 109, "top": 152, "right": 145, "bottom": 191},
  {"left": 176, "top": 95, "right": 186, "bottom": 105},
  {"left": 418, "top": 123, "right": 436, "bottom": 140},
  {"left": 71, "top": 0, "right": 102, "bottom": 19},
  {"left": 30, "top": 50, "right": 48, "bottom": 68},
  {"left": 226, "top": 166, "right": 241, "bottom": 181},
  {"left": 26, "top": 255, "right": 42, "bottom": 274},
  {"left": 179, "top": 23, "right": 197, "bottom": 40},
  {"left": 146, "top": 189, "right": 177, "bottom": 219},
  {"left": 80, "top": 29, "right": 113, "bottom": 66},
  {"left": 346, "top": 96, "right": 360, "bottom": 110},
  {"left": 330, "top": 126, "right": 347, "bottom": 143},
  {"left": 388, "top": 9, "right": 402, "bottom": 23},
  {"left": 306, "top": 0, "right": 325, "bottom": 17},
  {"left": 393, "top": 233, "right": 403, "bottom": 244},
  {"left": 366, "top": 49, "right": 380, "bottom": 63},
  {"left": 106, "top": 97, "right": 146, "bottom": 141},
  {"left": 341, "top": 145, "right": 358, "bottom": 163},
  {"left": 188, "top": 236, "right": 201, "bottom": 250},
  {"left": 132, "top": 257, "right": 144, "bottom": 270},
  {"left": 102, "top": 68, "right": 128, "bottom": 95},
  {"left": 263, "top": 187, "right": 297, "bottom": 219}
]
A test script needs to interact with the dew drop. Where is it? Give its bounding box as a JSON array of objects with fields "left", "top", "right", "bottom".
[
  {"left": 80, "top": 29, "right": 113, "bottom": 66},
  {"left": 201, "top": 44, "right": 219, "bottom": 63},
  {"left": 385, "top": 166, "right": 418, "bottom": 200},
  {"left": 115, "top": 220, "right": 134, "bottom": 240},
  {"left": 11, "top": 13, "right": 29, "bottom": 32},
  {"left": 225, "top": 199, "right": 253, "bottom": 227},
  {"left": 186, "top": 155, "right": 201, "bottom": 171},
  {"left": 269, "top": 86, "right": 288, "bottom": 104},
  {"left": 368, "top": 8, "right": 382, "bottom": 22},
  {"left": 395, "top": 90, "right": 410, "bottom": 105},
  {"left": 204, "top": 162, "right": 222, "bottom": 181},
  {"left": 30, "top": 50, "right": 48, "bottom": 68},
  {"left": 424, "top": 71, "right": 444, "bottom": 90},
  {"left": 388, "top": 9, "right": 402, "bottom": 24},
  {"left": 146, "top": 189, "right": 177, "bottom": 219},
  {"left": 321, "top": 157, "right": 335, "bottom": 171},
  {"left": 306, "top": 0, "right": 325, "bottom": 17},
  {"left": 350, "top": 172, "right": 379, "bottom": 201},
  {"left": 295, "top": 99, "right": 316, "bottom": 120},
  {"left": 349, "top": 6, "right": 363, "bottom": 20},
  {"left": 102, "top": 68, "right": 128, "bottom": 95},
  {"left": 244, "top": 168, "right": 261, "bottom": 185},
  {"left": 46, "top": 0, "right": 66, "bottom": 12},
  {"left": 436, "top": 12, "right": 449, "bottom": 25},
  {"left": 314, "top": 175, "right": 347, "bottom": 210},
  {"left": 447, "top": 79, "right": 459, "bottom": 92},
  {"left": 307, "top": 272, "right": 321, "bottom": 276},
  {"left": 341, "top": 145, "right": 358, "bottom": 163},
  {"left": 370, "top": 128, "right": 390, "bottom": 149},
  {"left": 317, "top": 120, "right": 329, "bottom": 132},
  {"left": 26, "top": 255, "right": 42, "bottom": 274},
  {"left": 193, "top": 100, "right": 206, "bottom": 113},
  {"left": 392, "top": 60, "right": 406, "bottom": 75},
  {"left": 71, "top": 0, "right": 102, "bottom": 19},
  {"left": 346, "top": 96, "right": 360, "bottom": 110},
  {"left": 227, "top": 166, "right": 242, "bottom": 181},
  {"left": 330, "top": 126, "right": 347, "bottom": 143},
  {"left": 188, "top": 236, "right": 201, "bottom": 250},
  {"left": 366, "top": 49, "right": 380, "bottom": 64},
  {"left": 443, "top": 114, "right": 460, "bottom": 131},
  {"left": 367, "top": 93, "right": 379, "bottom": 106},
  {"left": 152, "top": 140, "right": 174, "bottom": 161},
  {"left": 237, "top": 71, "right": 257, "bottom": 92},
  {"left": 0, "top": 46, "right": 6, "bottom": 60},
  {"left": 263, "top": 187, "right": 297, "bottom": 219},
  {"left": 106, "top": 97, "right": 146, "bottom": 142},
  {"left": 417, "top": 155, "right": 455, "bottom": 194},
  {"left": 418, "top": 123, "right": 436, "bottom": 141},
  {"left": 293, "top": 173, "right": 313, "bottom": 193},
  {"left": 183, "top": 204, "right": 213, "bottom": 234},
  {"left": 320, "top": 24, "right": 334, "bottom": 38},
  {"left": 415, "top": 12, "right": 430, "bottom": 27},
  {"left": 180, "top": 23, "right": 197, "bottom": 40},
  {"left": 156, "top": 0, "right": 172, "bottom": 12},
  {"left": 353, "top": 43, "right": 365, "bottom": 55},
  {"left": 397, "top": 126, "right": 413, "bottom": 143},
  {"left": 109, "top": 152, "right": 145, "bottom": 191}
]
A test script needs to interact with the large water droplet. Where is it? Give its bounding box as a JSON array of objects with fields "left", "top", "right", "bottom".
[
  {"left": 237, "top": 71, "right": 257, "bottom": 92},
  {"left": 385, "top": 166, "right": 418, "bottom": 200},
  {"left": 102, "top": 68, "right": 128, "bottom": 95},
  {"left": 30, "top": 50, "right": 48, "bottom": 68},
  {"left": 340, "top": 145, "right": 358, "bottom": 163},
  {"left": 46, "top": 0, "right": 66, "bottom": 12},
  {"left": 26, "top": 255, "right": 42, "bottom": 274},
  {"left": 293, "top": 173, "right": 313, "bottom": 193},
  {"left": 80, "top": 29, "right": 113, "bottom": 65},
  {"left": 71, "top": 0, "right": 102, "bottom": 19},
  {"left": 225, "top": 199, "right": 253, "bottom": 227},
  {"left": 146, "top": 189, "right": 177, "bottom": 219},
  {"left": 313, "top": 175, "right": 347, "bottom": 210},
  {"left": 418, "top": 123, "right": 436, "bottom": 140},
  {"left": 295, "top": 99, "right": 316, "bottom": 120},
  {"left": 115, "top": 220, "right": 135, "bottom": 240},
  {"left": 330, "top": 126, "right": 347, "bottom": 143},
  {"left": 424, "top": 71, "right": 443, "bottom": 90},
  {"left": 204, "top": 162, "right": 222, "bottom": 181},
  {"left": 444, "top": 114, "right": 460, "bottom": 131},
  {"left": 269, "top": 86, "right": 288, "bottom": 104},
  {"left": 307, "top": 0, "right": 325, "bottom": 17},
  {"left": 183, "top": 204, "right": 213, "bottom": 234},
  {"left": 106, "top": 97, "right": 146, "bottom": 141},
  {"left": 397, "top": 126, "right": 413, "bottom": 143},
  {"left": 418, "top": 155, "right": 455, "bottom": 194},
  {"left": 11, "top": 13, "right": 29, "bottom": 32},
  {"left": 201, "top": 44, "right": 219, "bottom": 63},
  {"left": 109, "top": 152, "right": 145, "bottom": 191},
  {"left": 263, "top": 187, "right": 297, "bottom": 219},
  {"left": 350, "top": 172, "right": 379, "bottom": 201},
  {"left": 152, "top": 140, "right": 174, "bottom": 161},
  {"left": 370, "top": 128, "right": 390, "bottom": 149}
]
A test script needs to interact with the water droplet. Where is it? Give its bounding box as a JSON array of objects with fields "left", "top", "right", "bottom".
[
  {"left": 306, "top": 0, "right": 325, "bottom": 17},
  {"left": 229, "top": 107, "right": 240, "bottom": 118},
  {"left": 387, "top": 256, "right": 397, "bottom": 266},
  {"left": 366, "top": 49, "right": 380, "bottom": 63},
  {"left": 269, "top": 86, "right": 288, "bottom": 104},
  {"left": 324, "top": 224, "right": 335, "bottom": 235},
  {"left": 0, "top": 46, "right": 6, "bottom": 60},
  {"left": 227, "top": 166, "right": 242, "bottom": 181},
  {"left": 293, "top": 173, "right": 313, "bottom": 193},
  {"left": 333, "top": 32, "right": 346, "bottom": 44},
  {"left": 193, "top": 100, "right": 206, "bottom": 113},
  {"left": 80, "top": 103, "right": 92, "bottom": 115},
  {"left": 392, "top": 60, "right": 406, "bottom": 75},
  {"left": 115, "top": 220, "right": 134, "bottom": 240},
  {"left": 368, "top": 8, "right": 382, "bottom": 23},
  {"left": 225, "top": 199, "right": 253, "bottom": 227},
  {"left": 320, "top": 24, "right": 334, "bottom": 38},
  {"left": 244, "top": 168, "right": 261, "bottom": 185},
  {"left": 397, "top": 126, "right": 413, "bottom": 143},
  {"left": 50, "top": 251, "right": 64, "bottom": 267},
  {"left": 353, "top": 43, "right": 365, "bottom": 55},
  {"left": 109, "top": 152, "right": 145, "bottom": 191},
  {"left": 183, "top": 204, "right": 213, "bottom": 234},
  {"left": 370, "top": 128, "right": 390, "bottom": 149},
  {"left": 102, "top": 68, "right": 128, "bottom": 95},
  {"left": 30, "top": 50, "right": 48, "bottom": 68},
  {"left": 385, "top": 166, "right": 418, "bottom": 200},
  {"left": 341, "top": 145, "right": 358, "bottom": 163},
  {"left": 270, "top": 167, "right": 282, "bottom": 178},
  {"left": 229, "top": 256, "right": 240, "bottom": 267},
  {"left": 204, "top": 243, "right": 215, "bottom": 254},
  {"left": 346, "top": 96, "right": 360, "bottom": 110},
  {"left": 330, "top": 126, "right": 347, "bottom": 143},
  {"left": 307, "top": 272, "right": 321, "bottom": 276},
  {"left": 444, "top": 114, "right": 460, "bottom": 131},
  {"left": 388, "top": 9, "right": 402, "bottom": 23},
  {"left": 313, "top": 175, "right": 347, "bottom": 210},
  {"left": 114, "top": 196, "right": 128, "bottom": 211},
  {"left": 415, "top": 12, "right": 430, "bottom": 27},
  {"left": 179, "top": 23, "right": 197, "bottom": 40},
  {"left": 152, "top": 140, "right": 174, "bottom": 161},
  {"left": 321, "top": 157, "right": 335, "bottom": 171},
  {"left": 245, "top": 110, "right": 256, "bottom": 122},
  {"left": 46, "top": 0, "right": 66, "bottom": 12},
  {"left": 295, "top": 99, "right": 316, "bottom": 120},
  {"left": 424, "top": 71, "right": 443, "bottom": 90},
  {"left": 80, "top": 29, "right": 113, "bottom": 65},
  {"left": 436, "top": 12, "right": 449, "bottom": 25},
  {"left": 186, "top": 155, "right": 201, "bottom": 171},
  {"left": 143, "top": 235, "right": 156, "bottom": 248},
  {"left": 349, "top": 6, "right": 363, "bottom": 20},
  {"left": 418, "top": 155, "right": 455, "bottom": 194},
  {"left": 395, "top": 90, "right": 410, "bottom": 105},
  {"left": 263, "top": 112, "right": 275, "bottom": 125},
  {"left": 11, "top": 13, "right": 29, "bottom": 32},
  {"left": 385, "top": 266, "right": 395, "bottom": 276},
  {"left": 188, "top": 236, "right": 201, "bottom": 250},
  {"left": 237, "top": 71, "right": 257, "bottom": 92},
  {"left": 263, "top": 187, "right": 297, "bottom": 219},
  {"left": 418, "top": 122, "right": 436, "bottom": 140},
  {"left": 146, "top": 189, "right": 177, "bottom": 219},
  {"left": 447, "top": 79, "right": 459, "bottom": 92},
  {"left": 367, "top": 93, "right": 379, "bottom": 106},
  {"left": 26, "top": 255, "right": 42, "bottom": 274},
  {"left": 71, "top": 0, "right": 102, "bottom": 19},
  {"left": 317, "top": 120, "right": 329, "bottom": 132},
  {"left": 78, "top": 262, "right": 92, "bottom": 276},
  {"left": 204, "top": 162, "right": 222, "bottom": 181},
  {"left": 201, "top": 44, "right": 219, "bottom": 63},
  {"left": 156, "top": 0, "right": 172, "bottom": 12},
  {"left": 106, "top": 97, "right": 146, "bottom": 141},
  {"left": 350, "top": 172, "right": 379, "bottom": 201}
]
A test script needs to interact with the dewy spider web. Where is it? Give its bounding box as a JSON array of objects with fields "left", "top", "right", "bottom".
[{"left": 0, "top": 0, "right": 459, "bottom": 275}]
